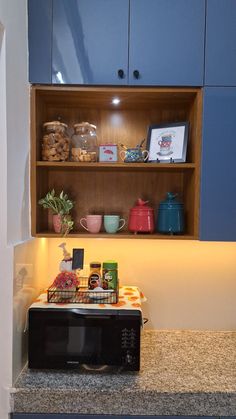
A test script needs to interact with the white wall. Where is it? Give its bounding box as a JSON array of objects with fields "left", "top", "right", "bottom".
[
  {"left": 13, "top": 238, "right": 49, "bottom": 382},
  {"left": 0, "top": 1, "right": 30, "bottom": 417},
  {"left": 48, "top": 238, "right": 236, "bottom": 331},
  {"left": 0, "top": 19, "right": 14, "bottom": 419},
  {"left": 4, "top": 1, "right": 30, "bottom": 244}
]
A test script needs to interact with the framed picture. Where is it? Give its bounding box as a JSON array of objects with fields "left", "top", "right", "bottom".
[
  {"left": 146, "top": 122, "right": 189, "bottom": 163},
  {"left": 99, "top": 144, "right": 118, "bottom": 162}
]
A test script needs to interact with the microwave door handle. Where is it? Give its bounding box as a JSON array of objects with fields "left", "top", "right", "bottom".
[
  {"left": 83, "top": 315, "right": 112, "bottom": 319},
  {"left": 71, "top": 309, "right": 112, "bottom": 320}
]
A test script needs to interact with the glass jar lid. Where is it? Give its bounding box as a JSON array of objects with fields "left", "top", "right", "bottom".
[
  {"left": 43, "top": 121, "right": 68, "bottom": 129},
  {"left": 74, "top": 122, "right": 96, "bottom": 132}
]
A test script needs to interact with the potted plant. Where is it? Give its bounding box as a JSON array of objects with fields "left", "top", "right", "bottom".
[{"left": 38, "top": 189, "right": 74, "bottom": 235}]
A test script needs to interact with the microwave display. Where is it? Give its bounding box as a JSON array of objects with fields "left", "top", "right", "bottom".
[{"left": 29, "top": 308, "right": 141, "bottom": 371}]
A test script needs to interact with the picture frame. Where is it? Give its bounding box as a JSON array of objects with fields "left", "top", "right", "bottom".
[
  {"left": 99, "top": 143, "right": 118, "bottom": 162},
  {"left": 146, "top": 122, "right": 189, "bottom": 163}
]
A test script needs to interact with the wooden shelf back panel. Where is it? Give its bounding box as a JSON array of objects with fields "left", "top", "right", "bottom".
[
  {"left": 33, "top": 86, "right": 199, "bottom": 108},
  {"left": 35, "top": 168, "right": 195, "bottom": 236},
  {"left": 32, "top": 86, "right": 201, "bottom": 164}
]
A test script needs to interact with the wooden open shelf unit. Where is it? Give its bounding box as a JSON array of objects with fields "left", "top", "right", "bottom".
[{"left": 31, "top": 86, "right": 202, "bottom": 239}]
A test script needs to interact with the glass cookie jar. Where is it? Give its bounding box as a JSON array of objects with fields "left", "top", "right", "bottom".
[
  {"left": 71, "top": 122, "right": 98, "bottom": 162},
  {"left": 42, "top": 121, "right": 70, "bottom": 161}
]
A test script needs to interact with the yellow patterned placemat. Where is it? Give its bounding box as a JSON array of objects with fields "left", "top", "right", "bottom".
[{"left": 30, "top": 285, "right": 146, "bottom": 311}]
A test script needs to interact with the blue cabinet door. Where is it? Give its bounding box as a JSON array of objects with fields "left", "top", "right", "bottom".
[
  {"left": 28, "top": 0, "right": 52, "bottom": 83},
  {"left": 129, "top": 0, "right": 205, "bottom": 86},
  {"left": 205, "top": 0, "right": 236, "bottom": 86},
  {"left": 52, "top": 0, "right": 129, "bottom": 85},
  {"left": 200, "top": 87, "right": 236, "bottom": 241}
]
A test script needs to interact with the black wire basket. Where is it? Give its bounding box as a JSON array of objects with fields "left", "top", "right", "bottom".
[{"left": 47, "top": 277, "right": 118, "bottom": 304}]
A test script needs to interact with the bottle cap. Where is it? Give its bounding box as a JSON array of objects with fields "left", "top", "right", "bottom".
[
  {"left": 90, "top": 262, "right": 101, "bottom": 268},
  {"left": 103, "top": 260, "right": 118, "bottom": 269}
]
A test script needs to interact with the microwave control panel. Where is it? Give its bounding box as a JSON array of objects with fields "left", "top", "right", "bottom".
[{"left": 121, "top": 327, "right": 140, "bottom": 369}]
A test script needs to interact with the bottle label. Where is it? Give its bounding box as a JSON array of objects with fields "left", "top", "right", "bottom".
[
  {"left": 88, "top": 273, "right": 101, "bottom": 289},
  {"left": 102, "top": 269, "right": 117, "bottom": 290}
]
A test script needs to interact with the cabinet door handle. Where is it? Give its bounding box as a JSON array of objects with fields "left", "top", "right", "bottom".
[
  {"left": 133, "top": 70, "right": 140, "bottom": 79},
  {"left": 118, "top": 69, "right": 125, "bottom": 79}
]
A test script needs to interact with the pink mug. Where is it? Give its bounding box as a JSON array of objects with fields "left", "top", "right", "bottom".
[{"left": 80, "top": 215, "right": 102, "bottom": 233}]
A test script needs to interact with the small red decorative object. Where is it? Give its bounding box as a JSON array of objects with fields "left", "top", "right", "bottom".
[{"left": 53, "top": 271, "right": 79, "bottom": 289}]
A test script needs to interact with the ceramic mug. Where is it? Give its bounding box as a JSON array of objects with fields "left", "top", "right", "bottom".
[
  {"left": 80, "top": 215, "right": 102, "bottom": 233},
  {"left": 104, "top": 215, "right": 126, "bottom": 234},
  {"left": 120, "top": 148, "right": 149, "bottom": 163}
]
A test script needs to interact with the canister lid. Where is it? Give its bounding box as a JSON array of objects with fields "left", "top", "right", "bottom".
[
  {"left": 131, "top": 198, "right": 154, "bottom": 213},
  {"left": 159, "top": 192, "right": 183, "bottom": 209},
  {"left": 103, "top": 260, "right": 118, "bottom": 269}
]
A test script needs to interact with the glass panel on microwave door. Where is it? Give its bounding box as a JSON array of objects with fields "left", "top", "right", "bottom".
[
  {"left": 42, "top": 315, "right": 121, "bottom": 365},
  {"left": 45, "top": 325, "right": 102, "bottom": 357}
]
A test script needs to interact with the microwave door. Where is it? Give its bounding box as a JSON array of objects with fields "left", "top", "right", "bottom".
[{"left": 29, "top": 309, "right": 122, "bottom": 368}]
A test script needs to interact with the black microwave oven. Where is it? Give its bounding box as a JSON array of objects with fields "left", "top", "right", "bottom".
[{"left": 28, "top": 308, "right": 142, "bottom": 371}]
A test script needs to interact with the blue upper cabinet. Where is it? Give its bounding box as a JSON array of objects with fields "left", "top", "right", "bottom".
[
  {"left": 129, "top": 0, "right": 205, "bottom": 86},
  {"left": 28, "top": 0, "right": 52, "bottom": 83},
  {"left": 205, "top": 0, "right": 236, "bottom": 86},
  {"left": 28, "top": 0, "right": 206, "bottom": 85},
  {"left": 52, "top": 0, "right": 129, "bottom": 85},
  {"left": 200, "top": 87, "right": 236, "bottom": 241}
]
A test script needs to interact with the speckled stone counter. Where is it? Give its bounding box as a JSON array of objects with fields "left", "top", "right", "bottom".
[{"left": 12, "top": 330, "right": 236, "bottom": 415}]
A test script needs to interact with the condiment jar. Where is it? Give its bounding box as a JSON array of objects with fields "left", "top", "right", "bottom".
[
  {"left": 128, "top": 198, "right": 154, "bottom": 233},
  {"left": 102, "top": 261, "right": 118, "bottom": 291},
  {"left": 42, "top": 121, "right": 70, "bottom": 161},
  {"left": 88, "top": 262, "right": 102, "bottom": 289},
  {"left": 157, "top": 192, "right": 184, "bottom": 234},
  {"left": 71, "top": 122, "right": 98, "bottom": 162}
]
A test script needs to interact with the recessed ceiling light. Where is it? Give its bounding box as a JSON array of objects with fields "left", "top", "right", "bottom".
[{"left": 112, "top": 97, "right": 120, "bottom": 105}]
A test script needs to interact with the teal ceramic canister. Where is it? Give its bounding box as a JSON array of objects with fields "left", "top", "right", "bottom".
[{"left": 157, "top": 192, "right": 184, "bottom": 234}]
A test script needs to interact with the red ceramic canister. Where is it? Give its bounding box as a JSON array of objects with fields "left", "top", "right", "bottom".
[{"left": 128, "top": 199, "right": 154, "bottom": 233}]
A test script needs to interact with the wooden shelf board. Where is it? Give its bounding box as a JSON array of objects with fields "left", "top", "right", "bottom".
[
  {"left": 34, "top": 232, "right": 197, "bottom": 240},
  {"left": 36, "top": 161, "right": 196, "bottom": 171}
]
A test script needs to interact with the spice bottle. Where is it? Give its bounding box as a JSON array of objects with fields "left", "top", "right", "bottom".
[
  {"left": 71, "top": 122, "right": 98, "bottom": 162},
  {"left": 88, "top": 262, "right": 102, "bottom": 289},
  {"left": 102, "top": 261, "right": 118, "bottom": 291},
  {"left": 42, "top": 121, "right": 70, "bottom": 161}
]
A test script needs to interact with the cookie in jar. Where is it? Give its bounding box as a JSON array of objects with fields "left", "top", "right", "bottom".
[
  {"left": 71, "top": 122, "right": 98, "bottom": 162},
  {"left": 42, "top": 121, "right": 70, "bottom": 161}
]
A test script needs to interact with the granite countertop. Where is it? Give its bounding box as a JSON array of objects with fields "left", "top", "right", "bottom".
[{"left": 12, "top": 330, "right": 236, "bottom": 416}]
